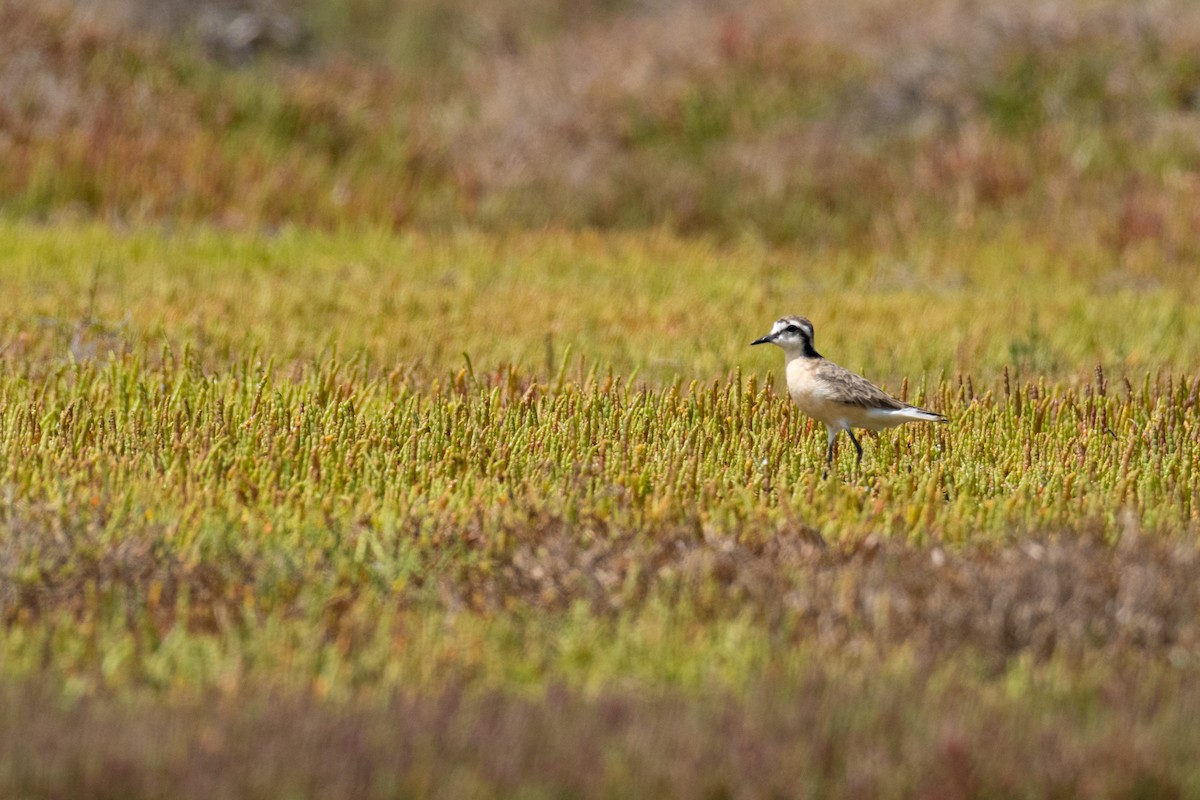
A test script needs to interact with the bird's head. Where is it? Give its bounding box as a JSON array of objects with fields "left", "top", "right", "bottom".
[{"left": 751, "top": 315, "right": 818, "bottom": 357}]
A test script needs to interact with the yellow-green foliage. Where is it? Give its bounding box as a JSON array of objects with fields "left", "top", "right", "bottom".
[
  {"left": 5, "top": 1, "right": 1200, "bottom": 792},
  {"left": 4, "top": 222, "right": 1199, "bottom": 543},
  {"left": 4, "top": 221, "right": 1199, "bottom": 380},
  {"left": 3, "top": 340, "right": 1198, "bottom": 553},
  {"left": 1, "top": 221, "right": 1198, "bottom": 703}
]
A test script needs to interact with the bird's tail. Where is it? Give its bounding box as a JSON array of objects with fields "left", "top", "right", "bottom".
[{"left": 903, "top": 405, "right": 948, "bottom": 423}]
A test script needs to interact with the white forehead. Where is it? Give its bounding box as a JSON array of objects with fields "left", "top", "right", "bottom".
[{"left": 773, "top": 317, "right": 811, "bottom": 335}]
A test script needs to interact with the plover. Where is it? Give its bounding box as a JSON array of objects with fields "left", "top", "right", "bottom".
[{"left": 752, "top": 315, "right": 947, "bottom": 470}]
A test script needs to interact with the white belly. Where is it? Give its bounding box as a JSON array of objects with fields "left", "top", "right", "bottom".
[
  {"left": 788, "top": 389, "right": 904, "bottom": 431},
  {"left": 786, "top": 360, "right": 913, "bottom": 432}
]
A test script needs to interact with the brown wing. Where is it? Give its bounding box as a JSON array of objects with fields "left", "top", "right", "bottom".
[{"left": 812, "top": 360, "right": 905, "bottom": 410}]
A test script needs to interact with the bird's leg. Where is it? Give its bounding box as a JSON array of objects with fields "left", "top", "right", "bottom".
[
  {"left": 823, "top": 427, "right": 838, "bottom": 478},
  {"left": 847, "top": 429, "right": 864, "bottom": 465}
]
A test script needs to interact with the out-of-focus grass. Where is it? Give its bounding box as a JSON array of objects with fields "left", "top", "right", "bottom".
[
  {"left": 300, "top": 0, "right": 635, "bottom": 74},
  {"left": 4, "top": 1, "right": 1200, "bottom": 794},
  {"left": 6, "top": 0, "right": 1200, "bottom": 245},
  {"left": 0, "top": 1, "right": 449, "bottom": 227},
  {"left": 3, "top": 220, "right": 1199, "bottom": 383},
  {"left": 4, "top": 658, "right": 1200, "bottom": 799}
]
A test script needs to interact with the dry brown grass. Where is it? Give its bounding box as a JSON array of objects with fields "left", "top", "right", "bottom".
[
  {"left": 7, "top": 504, "right": 1200, "bottom": 671},
  {"left": 6, "top": 0, "right": 1200, "bottom": 242},
  {"left": 3, "top": 664, "right": 1197, "bottom": 799},
  {"left": 472, "top": 520, "right": 1200, "bottom": 668},
  {"left": 452, "top": 0, "right": 1200, "bottom": 243},
  {"left": 0, "top": 1, "right": 439, "bottom": 227}
]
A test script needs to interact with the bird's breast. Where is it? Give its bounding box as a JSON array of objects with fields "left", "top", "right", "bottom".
[{"left": 785, "top": 359, "right": 841, "bottom": 425}]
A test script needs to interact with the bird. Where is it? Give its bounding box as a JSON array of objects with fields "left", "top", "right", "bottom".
[{"left": 751, "top": 315, "right": 947, "bottom": 470}]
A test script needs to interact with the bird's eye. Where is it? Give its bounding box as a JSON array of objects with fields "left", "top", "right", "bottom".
[{"left": 785, "top": 324, "right": 800, "bottom": 333}]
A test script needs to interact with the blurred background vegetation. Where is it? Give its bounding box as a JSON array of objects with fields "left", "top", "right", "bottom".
[
  {"left": 4, "top": 0, "right": 1199, "bottom": 249},
  {"left": 5, "top": 3, "right": 1200, "bottom": 796}
]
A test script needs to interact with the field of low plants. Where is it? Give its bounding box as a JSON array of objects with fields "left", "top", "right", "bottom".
[
  {"left": 3, "top": 221, "right": 1200, "bottom": 796},
  {"left": 3, "top": 0, "right": 1200, "bottom": 797}
]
